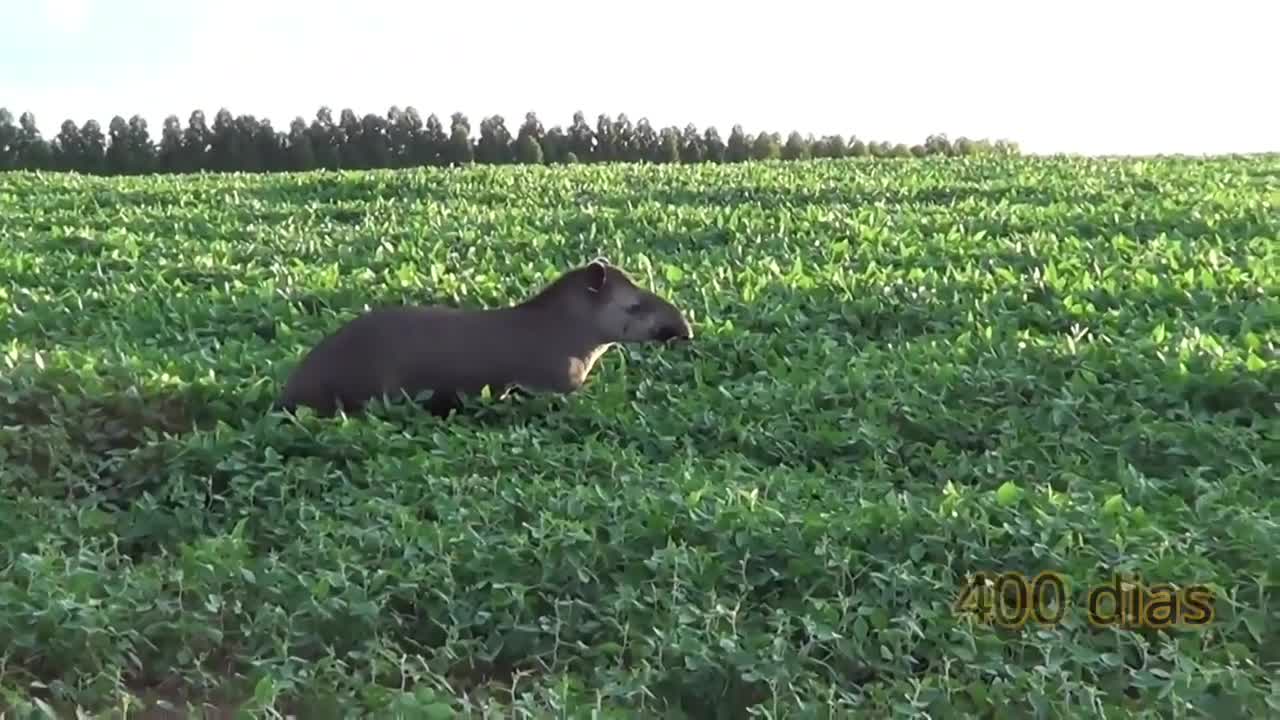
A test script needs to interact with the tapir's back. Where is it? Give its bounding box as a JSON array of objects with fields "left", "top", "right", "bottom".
[
  {"left": 375, "top": 305, "right": 534, "bottom": 393},
  {"left": 275, "top": 303, "right": 536, "bottom": 414}
]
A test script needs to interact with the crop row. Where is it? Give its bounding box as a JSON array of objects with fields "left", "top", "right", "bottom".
[{"left": 0, "top": 155, "right": 1277, "bottom": 717}]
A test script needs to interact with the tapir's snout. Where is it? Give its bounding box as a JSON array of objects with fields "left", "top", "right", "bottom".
[
  {"left": 653, "top": 314, "right": 693, "bottom": 343},
  {"left": 632, "top": 288, "right": 693, "bottom": 344}
]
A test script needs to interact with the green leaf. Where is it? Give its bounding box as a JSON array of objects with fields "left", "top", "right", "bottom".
[
  {"left": 995, "top": 481, "right": 1024, "bottom": 507},
  {"left": 423, "top": 703, "right": 456, "bottom": 720},
  {"left": 1102, "top": 494, "right": 1125, "bottom": 516},
  {"left": 252, "top": 675, "right": 277, "bottom": 707}
]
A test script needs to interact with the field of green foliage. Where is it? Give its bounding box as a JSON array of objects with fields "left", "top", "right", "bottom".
[{"left": 1, "top": 155, "right": 1277, "bottom": 718}]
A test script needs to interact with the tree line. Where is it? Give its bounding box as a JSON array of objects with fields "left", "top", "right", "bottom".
[{"left": 0, "top": 106, "right": 1020, "bottom": 175}]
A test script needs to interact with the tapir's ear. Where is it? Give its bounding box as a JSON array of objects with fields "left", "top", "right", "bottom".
[{"left": 585, "top": 259, "right": 608, "bottom": 293}]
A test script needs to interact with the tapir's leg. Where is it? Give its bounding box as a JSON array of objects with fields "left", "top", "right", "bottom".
[{"left": 425, "top": 390, "right": 463, "bottom": 418}]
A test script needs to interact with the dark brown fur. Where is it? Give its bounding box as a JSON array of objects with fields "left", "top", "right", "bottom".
[{"left": 273, "top": 258, "right": 692, "bottom": 418}]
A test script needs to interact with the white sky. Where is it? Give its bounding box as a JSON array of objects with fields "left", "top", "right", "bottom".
[{"left": 2, "top": 0, "right": 1277, "bottom": 155}]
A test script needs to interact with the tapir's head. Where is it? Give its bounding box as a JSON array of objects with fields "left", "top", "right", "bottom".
[{"left": 532, "top": 258, "right": 693, "bottom": 345}]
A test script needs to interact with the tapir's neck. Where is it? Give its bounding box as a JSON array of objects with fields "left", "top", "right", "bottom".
[
  {"left": 506, "top": 302, "right": 607, "bottom": 350},
  {"left": 569, "top": 342, "right": 616, "bottom": 388},
  {"left": 500, "top": 303, "right": 614, "bottom": 392}
]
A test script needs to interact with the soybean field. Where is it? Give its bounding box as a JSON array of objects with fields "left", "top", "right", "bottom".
[{"left": 1, "top": 155, "right": 1278, "bottom": 718}]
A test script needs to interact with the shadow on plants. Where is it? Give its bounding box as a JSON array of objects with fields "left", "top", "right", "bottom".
[{"left": 0, "top": 372, "right": 219, "bottom": 501}]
